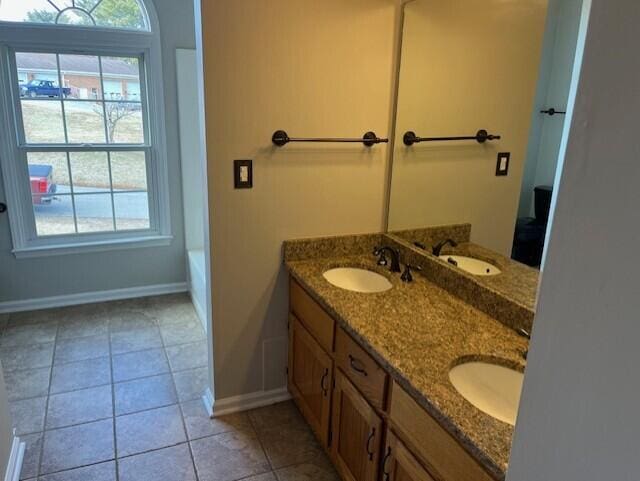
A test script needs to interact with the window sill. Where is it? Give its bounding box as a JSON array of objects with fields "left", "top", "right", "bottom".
[{"left": 12, "top": 235, "right": 173, "bottom": 259}]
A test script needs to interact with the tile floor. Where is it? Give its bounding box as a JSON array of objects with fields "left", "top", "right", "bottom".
[{"left": 0, "top": 293, "right": 339, "bottom": 481}]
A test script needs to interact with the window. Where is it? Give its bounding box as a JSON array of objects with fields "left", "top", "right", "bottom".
[
  {"left": 0, "top": 0, "right": 149, "bottom": 31},
  {"left": 0, "top": 0, "right": 171, "bottom": 256}
]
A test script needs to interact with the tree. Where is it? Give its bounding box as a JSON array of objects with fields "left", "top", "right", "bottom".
[
  {"left": 94, "top": 99, "right": 139, "bottom": 143},
  {"left": 26, "top": 0, "right": 145, "bottom": 29}
]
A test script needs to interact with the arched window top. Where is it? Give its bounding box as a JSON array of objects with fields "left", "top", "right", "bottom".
[{"left": 0, "top": 0, "right": 150, "bottom": 31}]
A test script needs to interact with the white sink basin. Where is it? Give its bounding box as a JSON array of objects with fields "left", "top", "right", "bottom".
[
  {"left": 439, "top": 255, "right": 501, "bottom": 276},
  {"left": 449, "top": 362, "right": 524, "bottom": 425},
  {"left": 323, "top": 268, "right": 392, "bottom": 293}
]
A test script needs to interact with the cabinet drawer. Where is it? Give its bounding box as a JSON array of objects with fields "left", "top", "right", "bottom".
[
  {"left": 335, "top": 327, "right": 388, "bottom": 411},
  {"left": 389, "top": 381, "right": 494, "bottom": 481},
  {"left": 290, "top": 278, "right": 335, "bottom": 352}
]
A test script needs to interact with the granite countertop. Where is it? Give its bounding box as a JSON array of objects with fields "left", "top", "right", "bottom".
[
  {"left": 387, "top": 225, "right": 540, "bottom": 317},
  {"left": 285, "top": 253, "right": 528, "bottom": 481}
]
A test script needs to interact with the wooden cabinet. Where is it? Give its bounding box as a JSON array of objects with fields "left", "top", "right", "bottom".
[
  {"left": 287, "top": 277, "right": 497, "bottom": 481},
  {"left": 388, "top": 381, "right": 494, "bottom": 481},
  {"left": 382, "top": 431, "right": 436, "bottom": 481},
  {"left": 288, "top": 315, "right": 333, "bottom": 446},
  {"left": 331, "top": 370, "right": 383, "bottom": 481}
]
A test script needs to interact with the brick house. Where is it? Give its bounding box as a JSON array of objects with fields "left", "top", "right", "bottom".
[{"left": 17, "top": 52, "right": 141, "bottom": 100}]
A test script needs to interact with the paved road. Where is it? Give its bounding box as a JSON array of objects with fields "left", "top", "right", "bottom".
[{"left": 34, "top": 185, "right": 149, "bottom": 220}]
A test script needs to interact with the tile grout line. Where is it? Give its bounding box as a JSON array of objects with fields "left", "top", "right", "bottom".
[
  {"left": 155, "top": 308, "right": 202, "bottom": 481},
  {"left": 247, "top": 407, "right": 278, "bottom": 475},
  {"left": 34, "top": 319, "right": 60, "bottom": 479},
  {"left": 107, "top": 311, "right": 120, "bottom": 481},
  {"left": 9, "top": 354, "right": 208, "bottom": 404}
]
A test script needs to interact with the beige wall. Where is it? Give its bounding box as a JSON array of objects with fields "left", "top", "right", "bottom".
[
  {"left": 388, "top": 0, "right": 548, "bottom": 255},
  {"left": 200, "top": 0, "right": 397, "bottom": 399}
]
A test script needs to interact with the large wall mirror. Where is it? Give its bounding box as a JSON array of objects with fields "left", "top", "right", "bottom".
[{"left": 386, "top": 0, "right": 585, "bottom": 278}]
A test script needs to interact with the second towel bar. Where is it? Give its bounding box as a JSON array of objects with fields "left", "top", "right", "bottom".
[{"left": 403, "top": 129, "right": 501, "bottom": 146}]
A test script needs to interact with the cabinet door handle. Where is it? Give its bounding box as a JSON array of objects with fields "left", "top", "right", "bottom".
[
  {"left": 365, "top": 427, "right": 376, "bottom": 461},
  {"left": 348, "top": 354, "right": 368, "bottom": 377},
  {"left": 382, "top": 446, "right": 392, "bottom": 481},
  {"left": 320, "top": 368, "right": 329, "bottom": 396}
]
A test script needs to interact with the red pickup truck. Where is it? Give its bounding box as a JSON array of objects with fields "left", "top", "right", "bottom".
[{"left": 29, "top": 164, "right": 57, "bottom": 204}]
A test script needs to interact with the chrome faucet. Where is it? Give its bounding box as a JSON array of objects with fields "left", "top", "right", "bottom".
[
  {"left": 373, "top": 246, "right": 401, "bottom": 273},
  {"left": 432, "top": 238, "right": 458, "bottom": 256}
]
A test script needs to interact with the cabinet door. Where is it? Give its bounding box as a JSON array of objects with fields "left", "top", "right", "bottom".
[
  {"left": 288, "top": 315, "right": 333, "bottom": 446},
  {"left": 331, "top": 370, "right": 382, "bottom": 481},
  {"left": 382, "top": 431, "right": 436, "bottom": 481}
]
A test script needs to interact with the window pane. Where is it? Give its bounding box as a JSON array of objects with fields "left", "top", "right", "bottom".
[
  {"left": 59, "top": 55, "right": 101, "bottom": 100},
  {"left": 16, "top": 52, "right": 63, "bottom": 98},
  {"left": 102, "top": 57, "right": 141, "bottom": 101},
  {"left": 34, "top": 194, "right": 76, "bottom": 236},
  {"left": 111, "top": 152, "right": 147, "bottom": 191},
  {"left": 57, "top": 8, "right": 94, "bottom": 26},
  {"left": 92, "top": 0, "right": 148, "bottom": 30},
  {"left": 104, "top": 102, "right": 144, "bottom": 143},
  {"left": 27, "top": 152, "right": 69, "bottom": 196},
  {"left": 21, "top": 100, "right": 65, "bottom": 143},
  {"left": 114, "top": 192, "right": 149, "bottom": 231},
  {"left": 28, "top": 152, "right": 72, "bottom": 236},
  {"left": 0, "top": 0, "right": 149, "bottom": 31},
  {"left": 29, "top": 151, "right": 74, "bottom": 236},
  {"left": 64, "top": 101, "right": 106, "bottom": 143},
  {"left": 75, "top": 193, "right": 114, "bottom": 233},
  {"left": 0, "top": 0, "right": 58, "bottom": 25},
  {"left": 69, "top": 152, "right": 111, "bottom": 192}
]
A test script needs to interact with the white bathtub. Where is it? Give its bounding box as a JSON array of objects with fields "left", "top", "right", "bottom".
[{"left": 187, "top": 248, "right": 207, "bottom": 333}]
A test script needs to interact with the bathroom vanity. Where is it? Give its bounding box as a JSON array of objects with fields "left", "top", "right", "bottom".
[
  {"left": 278, "top": 0, "right": 573, "bottom": 477},
  {"left": 283, "top": 230, "right": 535, "bottom": 481}
]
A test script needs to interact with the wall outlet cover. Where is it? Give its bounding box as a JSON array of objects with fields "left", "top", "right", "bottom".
[
  {"left": 496, "top": 152, "right": 510, "bottom": 176},
  {"left": 234, "top": 159, "right": 253, "bottom": 188}
]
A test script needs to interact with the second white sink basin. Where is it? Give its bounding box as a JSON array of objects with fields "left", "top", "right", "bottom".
[
  {"left": 439, "top": 255, "right": 501, "bottom": 276},
  {"left": 449, "top": 362, "right": 524, "bottom": 425},
  {"left": 323, "top": 267, "right": 392, "bottom": 293}
]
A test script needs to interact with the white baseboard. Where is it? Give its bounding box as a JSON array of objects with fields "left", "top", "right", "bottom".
[
  {"left": 3, "top": 435, "right": 25, "bottom": 481},
  {"left": 0, "top": 282, "right": 188, "bottom": 314},
  {"left": 202, "top": 387, "right": 215, "bottom": 417},
  {"left": 211, "top": 387, "right": 291, "bottom": 417}
]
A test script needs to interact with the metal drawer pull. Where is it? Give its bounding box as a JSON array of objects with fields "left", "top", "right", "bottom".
[
  {"left": 381, "top": 446, "right": 392, "bottom": 481},
  {"left": 348, "top": 354, "right": 368, "bottom": 377},
  {"left": 365, "top": 428, "right": 376, "bottom": 461},
  {"left": 320, "top": 368, "right": 329, "bottom": 396}
]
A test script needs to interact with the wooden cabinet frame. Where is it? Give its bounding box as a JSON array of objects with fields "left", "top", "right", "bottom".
[{"left": 287, "top": 277, "right": 497, "bottom": 481}]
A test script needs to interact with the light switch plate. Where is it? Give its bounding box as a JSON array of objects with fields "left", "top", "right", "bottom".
[
  {"left": 234, "top": 159, "right": 253, "bottom": 188},
  {"left": 496, "top": 152, "right": 510, "bottom": 176}
]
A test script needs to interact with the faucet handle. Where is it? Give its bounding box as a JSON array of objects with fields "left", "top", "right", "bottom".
[
  {"left": 401, "top": 264, "right": 422, "bottom": 283},
  {"left": 373, "top": 247, "right": 388, "bottom": 266}
]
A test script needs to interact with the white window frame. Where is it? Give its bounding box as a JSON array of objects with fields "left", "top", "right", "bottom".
[{"left": 0, "top": 8, "right": 172, "bottom": 258}]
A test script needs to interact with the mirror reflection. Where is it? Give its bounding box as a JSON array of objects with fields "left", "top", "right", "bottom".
[{"left": 387, "top": 0, "right": 584, "bottom": 277}]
